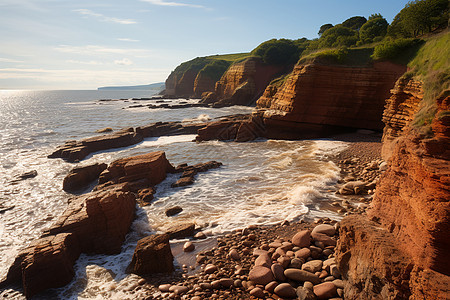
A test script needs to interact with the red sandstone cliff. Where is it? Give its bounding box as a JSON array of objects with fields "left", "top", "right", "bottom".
[
  {"left": 256, "top": 61, "right": 406, "bottom": 137},
  {"left": 165, "top": 68, "right": 199, "bottom": 98},
  {"left": 336, "top": 77, "right": 450, "bottom": 298},
  {"left": 203, "top": 57, "right": 287, "bottom": 107}
]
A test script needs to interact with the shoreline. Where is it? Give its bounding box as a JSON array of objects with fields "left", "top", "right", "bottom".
[{"left": 109, "top": 131, "right": 384, "bottom": 299}]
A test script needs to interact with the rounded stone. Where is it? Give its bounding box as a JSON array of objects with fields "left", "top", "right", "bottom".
[
  {"left": 312, "top": 224, "right": 336, "bottom": 236},
  {"left": 255, "top": 253, "right": 272, "bottom": 268},
  {"left": 159, "top": 284, "right": 171, "bottom": 292},
  {"left": 271, "top": 263, "right": 286, "bottom": 282},
  {"left": 295, "top": 248, "right": 311, "bottom": 260},
  {"left": 301, "top": 260, "right": 323, "bottom": 273},
  {"left": 265, "top": 281, "right": 278, "bottom": 293},
  {"left": 284, "top": 269, "right": 320, "bottom": 284},
  {"left": 183, "top": 241, "right": 195, "bottom": 252},
  {"left": 274, "top": 283, "right": 297, "bottom": 298},
  {"left": 169, "top": 285, "right": 189, "bottom": 295},
  {"left": 313, "top": 282, "right": 338, "bottom": 299},
  {"left": 249, "top": 266, "right": 275, "bottom": 285},
  {"left": 204, "top": 264, "right": 218, "bottom": 274},
  {"left": 303, "top": 281, "right": 314, "bottom": 290},
  {"left": 292, "top": 230, "right": 311, "bottom": 248},
  {"left": 249, "top": 287, "right": 265, "bottom": 298},
  {"left": 194, "top": 232, "right": 206, "bottom": 239},
  {"left": 229, "top": 249, "right": 240, "bottom": 260}
]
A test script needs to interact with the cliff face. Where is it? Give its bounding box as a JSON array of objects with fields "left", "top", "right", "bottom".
[
  {"left": 381, "top": 77, "right": 424, "bottom": 158},
  {"left": 193, "top": 72, "right": 217, "bottom": 98},
  {"left": 204, "top": 57, "right": 286, "bottom": 107},
  {"left": 336, "top": 76, "right": 450, "bottom": 298},
  {"left": 256, "top": 61, "right": 406, "bottom": 137},
  {"left": 164, "top": 68, "right": 199, "bottom": 98}
]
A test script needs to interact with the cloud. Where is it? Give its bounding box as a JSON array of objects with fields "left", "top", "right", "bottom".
[
  {"left": 73, "top": 9, "right": 136, "bottom": 25},
  {"left": 117, "top": 38, "right": 140, "bottom": 42},
  {"left": 140, "top": 0, "right": 205, "bottom": 9},
  {"left": 114, "top": 58, "right": 133, "bottom": 65},
  {"left": 55, "top": 45, "right": 150, "bottom": 56},
  {"left": 66, "top": 60, "right": 103, "bottom": 65},
  {"left": 0, "top": 57, "right": 24, "bottom": 63}
]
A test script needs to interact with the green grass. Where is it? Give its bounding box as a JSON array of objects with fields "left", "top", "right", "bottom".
[
  {"left": 299, "top": 47, "right": 374, "bottom": 66},
  {"left": 208, "top": 53, "right": 253, "bottom": 62},
  {"left": 407, "top": 31, "right": 450, "bottom": 133}
]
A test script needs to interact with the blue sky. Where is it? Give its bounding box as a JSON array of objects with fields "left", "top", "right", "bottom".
[{"left": 0, "top": 0, "right": 411, "bottom": 90}]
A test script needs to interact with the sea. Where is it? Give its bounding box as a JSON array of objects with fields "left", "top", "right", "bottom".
[{"left": 0, "top": 90, "right": 347, "bottom": 299}]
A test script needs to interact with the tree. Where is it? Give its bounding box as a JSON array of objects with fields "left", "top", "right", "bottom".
[
  {"left": 359, "top": 16, "right": 389, "bottom": 44},
  {"left": 318, "top": 25, "right": 359, "bottom": 48},
  {"left": 388, "top": 0, "right": 449, "bottom": 37},
  {"left": 252, "top": 39, "right": 302, "bottom": 65},
  {"left": 318, "top": 24, "right": 334, "bottom": 36},
  {"left": 342, "top": 16, "right": 367, "bottom": 31}
]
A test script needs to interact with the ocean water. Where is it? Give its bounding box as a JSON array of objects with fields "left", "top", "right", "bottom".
[{"left": 0, "top": 90, "right": 347, "bottom": 299}]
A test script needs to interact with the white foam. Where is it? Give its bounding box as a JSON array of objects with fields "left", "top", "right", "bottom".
[{"left": 137, "top": 134, "right": 197, "bottom": 148}]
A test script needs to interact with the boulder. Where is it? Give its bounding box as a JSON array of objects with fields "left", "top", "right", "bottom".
[
  {"left": 166, "top": 206, "right": 183, "bottom": 216},
  {"left": 312, "top": 224, "right": 336, "bottom": 236},
  {"left": 274, "top": 282, "right": 297, "bottom": 298},
  {"left": 0, "top": 233, "right": 80, "bottom": 298},
  {"left": 98, "top": 151, "right": 175, "bottom": 186},
  {"left": 313, "top": 282, "right": 337, "bottom": 299},
  {"left": 166, "top": 223, "right": 195, "bottom": 239},
  {"left": 171, "top": 176, "right": 194, "bottom": 188},
  {"left": 63, "top": 163, "right": 107, "bottom": 193},
  {"left": 284, "top": 269, "right": 320, "bottom": 284},
  {"left": 292, "top": 230, "right": 311, "bottom": 248},
  {"left": 249, "top": 266, "right": 275, "bottom": 285},
  {"left": 127, "top": 234, "right": 174, "bottom": 275},
  {"left": 44, "top": 186, "right": 136, "bottom": 254}
]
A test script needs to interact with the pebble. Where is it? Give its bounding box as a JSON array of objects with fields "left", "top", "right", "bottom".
[
  {"left": 265, "top": 281, "right": 278, "bottom": 293},
  {"left": 284, "top": 269, "right": 320, "bottom": 284},
  {"left": 159, "top": 284, "right": 171, "bottom": 292},
  {"left": 204, "top": 264, "right": 218, "bottom": 274},
  {"left": 183, "top": 241, "right": 195, "bottom": 252},
  {"left": 249, "top": 266, "right": 275, "bottom": 285},
  {"left": 250, "top": 287, "right": 265, "bottom": 298},
  {"left": 312, "top": 224, "right": 336, "bottom": 236},
  {"left": 255, "top": 253, "right": 272, "bottom": 268},
  {"left": 292, "top": 230, "right": 311, "bottom": 248},
  {"left": 271, "top": 263, "right": 286, "bottom": 281},
  {"left": 229, "top": 249, "right": 240, "bottom": 260},
  {"left": 313, "top": 282, "right": 338, "bottom": 299},
  {"left": 289, "top": 257, "right": 303, "bottom": 269},
  {"left": 274, "top": 283, "right": 297, "bottom": 298},
  {"left": 301, "top": 260, "right": 323, "bottom": 273},
  {"left": 303, "top": 281, "right": 314, "bottom": 290},
  {"left": 295, "top": 248, "right": 311, "bottom": 260},
  {"left": 194, "top": 232, "right": 206, "bottom": 239},
  {"left": 169, "top": 285, "right": 189, "bottom": 295}
]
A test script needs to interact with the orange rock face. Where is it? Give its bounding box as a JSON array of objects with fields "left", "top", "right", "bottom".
[
  {"left": 193, "top": 72, "right": 217, "bottom": 98},
  {"left": 207, "top": 57, "right": 286, "bottom": 107},
  {"left": 165, "top": 68, "right": 200, "bottom": 97},
  {"left": 336, "top": 77, "right": 450, "bottom": 299},
  {"left": 381, "top": 77, "right": 423, "bottom": 158},
  {"left": 257, "top": 61, "right": 406, "bottom": 136}
]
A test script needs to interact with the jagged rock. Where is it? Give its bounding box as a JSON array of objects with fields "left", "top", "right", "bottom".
[
  {"left": 63, "top": 163, "right": 107, "bottom": 193},
  {"left": 127, "top": 234, "right": 174, "bottom": 275},
  {"left": 44, "top": 185, "right": 136, "bottom": 254},
  {"left": 98, "top": 151, "right": 175, "bottom": 187},
  {"left": 171, "top": 176, "right": 194, "bottom": 187},
  {"left": 166, "top": 223, "right": 195, "bottom": 239},
  {"left": 0, "top": 233, "right": 80, "bottom": 298}
]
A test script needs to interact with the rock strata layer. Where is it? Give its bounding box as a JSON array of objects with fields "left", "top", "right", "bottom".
[{"left": 257, "top": 61, "right": 406, "bottom": 138}]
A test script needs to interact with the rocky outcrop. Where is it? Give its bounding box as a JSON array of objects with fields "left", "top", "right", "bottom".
[
  {"left": 97, "top": 151, "right": 175, "bottom": 188},
  {"left": 165, "top": 68, "right": 199, "bottom": 98},
  {"left": 63, "top": 163, "right": 107, "bottom": 193},
  {"left": 337, "top": 215, "right": 450, "bottom": 299},
  {"left": 49, "top": 121, "right": 209, "bottom": 162},
  {"left": 1, "top": 185, "right": 136, "bottom": 297},
  {"left": 204, "top": 57, "right": 287, "bottom": 107},
  {"left": 1, "top": 151, "right": 179, "bottom": 297},
  {"left": 381, "top": 77, "right": 424, "bottom": 158},
  {"left": 127, "top": 234, "right": 174, "bottom": 275},
  {"left": 196, "top": 113, "right": 265, "bottom": 142},
  {"left": 257, "top": 61, "right": 406, "bottom": 138},
  {"left": 171, "top": 161, "right": 222, "bottom": 187}
]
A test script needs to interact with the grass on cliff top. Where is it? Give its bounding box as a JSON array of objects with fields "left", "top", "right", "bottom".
[
  {"left": 408, "top": 31, "right": 450, "bottom": 133},
  {"left": 209, "top": 52, "right": 252, "bottom": 62},
  {"left": 298, "top": 47, "right": 374, "bottom": 66}
]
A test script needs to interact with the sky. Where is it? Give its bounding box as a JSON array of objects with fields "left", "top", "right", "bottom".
[{"left": 0, "top": 0, "right": 411, "bottom": 90}]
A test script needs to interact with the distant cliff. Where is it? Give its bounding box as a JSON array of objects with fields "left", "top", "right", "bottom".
[{"left": 98, "top": 82, "right": 164, "bottom": 91}]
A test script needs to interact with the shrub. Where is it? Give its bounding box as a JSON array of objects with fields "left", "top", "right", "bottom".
[
  {"left": 252, "top": 39, "right": 303, "bottom": 65},
  {"left": 372, "top": 38, "right": 424, "bottom": 60}
]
